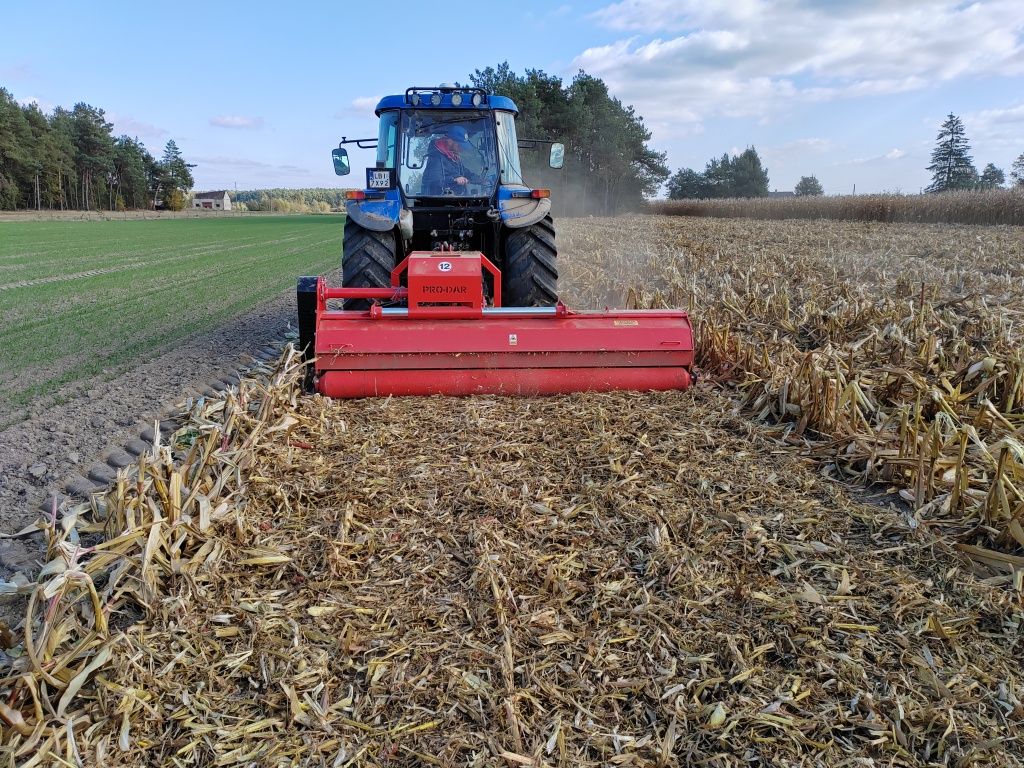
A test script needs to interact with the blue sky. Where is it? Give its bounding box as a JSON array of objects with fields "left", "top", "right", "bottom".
[{"left": 3, "top": 1, "right": 1022, "bottom": 195}]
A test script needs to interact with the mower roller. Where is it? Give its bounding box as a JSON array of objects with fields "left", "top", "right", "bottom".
[
  {"left": 296, "top": 85, "right": 695, "bottom": 398},
  {"left": 297, "top": 250, "right": 693, "bottom": 398}
]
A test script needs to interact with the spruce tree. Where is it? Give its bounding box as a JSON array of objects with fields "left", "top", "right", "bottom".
[
  {"left": 926, "top": 113, "right": 977, "bottom": 193},
  {"left": 730, "top": 147, "right": 769, "bottom": 198},
  {"left": 977, "top": 163, "right": 1005, "bottom": 190},
  {"left": 666, "top": 168, "right": 707, "bottom": 199},
  {"left": 161, "top": 139, "right": 195, "bottom": 193},
  {"left": 1011, "top": 153, "right": 1024, "bottom": 187},
  {"left": 795, "top": 175, "right": 824, "bottom": 196},
  {"left": 703, "top": 153, "right": 734, "bottom": 197}
]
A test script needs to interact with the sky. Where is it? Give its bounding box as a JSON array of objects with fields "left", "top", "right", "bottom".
[{"left": 2, "top": 0, "right": 1022, "bottom": 196}]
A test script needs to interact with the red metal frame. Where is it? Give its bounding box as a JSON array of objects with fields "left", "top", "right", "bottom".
[
  {"left": 389, "top": 250, "right": 502, "bottom": 309},
  {"left": 312, "top": 251, "right": 695, "bottom": 398}
]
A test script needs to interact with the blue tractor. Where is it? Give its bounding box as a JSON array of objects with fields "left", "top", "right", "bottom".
[{"left": 331, "top": 85, "right": 565, "bottom": 308}]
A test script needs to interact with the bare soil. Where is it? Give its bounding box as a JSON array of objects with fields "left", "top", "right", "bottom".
[{"left": 0, "top": 285, "right": 311, "bottom": 591}]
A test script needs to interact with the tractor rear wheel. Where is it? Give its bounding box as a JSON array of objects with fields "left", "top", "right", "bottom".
[
  {"left": 342, "top": 218, "right": 396, "bottom": 310},
  {"left": 502, "top": 215, "right": 558, "bottom": 307}
]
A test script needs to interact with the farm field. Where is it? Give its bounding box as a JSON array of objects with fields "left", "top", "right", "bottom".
[
  {"left": 0, "top": 215, "right": 339, "bottom": 423},
  {"left": 650, "top": 188, "right": 1024, "bottom": 225},
  {"left": 4, "top": 214, "right": 1024, "bottom": 765},
  {"left": 562, "top": 215, "right": 1024, "bottom": 553}
]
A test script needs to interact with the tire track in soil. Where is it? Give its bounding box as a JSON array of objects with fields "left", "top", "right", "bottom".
[
  {"left": 0, "top": 271, "right": 338, "bottom": 628},
  {"left": 0, "top": 262, "right": 147, "bottom": 291}
]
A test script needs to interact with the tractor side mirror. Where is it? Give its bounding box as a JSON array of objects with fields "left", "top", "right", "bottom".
[
  {"left": 549, "top": 143, "right": 565, "bottom": 170},
  {"left": 332, "top": 148, "right": 351, "bottom": 176}
]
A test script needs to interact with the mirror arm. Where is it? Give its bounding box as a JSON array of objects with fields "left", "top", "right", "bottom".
[
  {"left": 517, "top": 138, "right": 559, "bottom": 149},
  {"left": 339, "top": 137, "right": 378, "bottom": 149}
]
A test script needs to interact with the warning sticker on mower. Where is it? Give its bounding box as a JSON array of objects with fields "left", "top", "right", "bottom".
[
  {"left": 614, "top": 319, "right": 640, "bottom": 326},
  {"left": 438, "top": 261, "right": 452, "bottom": 272}
]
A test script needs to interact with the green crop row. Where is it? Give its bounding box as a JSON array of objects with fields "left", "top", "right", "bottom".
[{"left": 0, "top": 215, "right": 340, "bottom": 421}]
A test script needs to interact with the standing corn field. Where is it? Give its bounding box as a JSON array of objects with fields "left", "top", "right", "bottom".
[{"left": 651, "top": 189, "right": 1024, "bottom": 226}]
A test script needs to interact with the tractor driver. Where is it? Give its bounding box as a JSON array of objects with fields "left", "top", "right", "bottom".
[{"left": 422, "top": 125, "right": 484, "bottom": 195}]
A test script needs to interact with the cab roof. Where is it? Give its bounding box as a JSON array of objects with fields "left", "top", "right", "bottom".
[{"left": 375, "top": 91, "right": 518, "bottom": 115}]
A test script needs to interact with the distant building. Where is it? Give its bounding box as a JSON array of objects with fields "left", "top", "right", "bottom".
[
  {"left": 769, "top": 190, "right": 795, "bottom": 199},
  {"left": 193, "top": 191, "right": 232, "bottom": 210}
]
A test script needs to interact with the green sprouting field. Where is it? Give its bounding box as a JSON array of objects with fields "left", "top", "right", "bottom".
[{"left": 0, "top": 215, "right": 340, "bottom": 419}]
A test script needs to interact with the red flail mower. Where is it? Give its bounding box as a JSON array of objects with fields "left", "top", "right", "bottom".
[{"left": 296, "top": 251, "right": 694, "bottom": 398}]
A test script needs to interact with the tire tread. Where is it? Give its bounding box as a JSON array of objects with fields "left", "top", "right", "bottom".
[
  {"left": 502, "top": 215, "right": 559, "bottom": 307},
  {"left": 342, "top": 218, "right": 397, "bottom": 309}
]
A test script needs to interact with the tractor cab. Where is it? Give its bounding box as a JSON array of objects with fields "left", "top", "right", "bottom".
[{"left": 331, "top": 86, "right": 564, "bottom": 308}]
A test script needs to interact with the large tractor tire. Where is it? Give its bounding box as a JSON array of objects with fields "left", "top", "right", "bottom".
[
  {"left": 502, "top": 215, "right": 559, "bottom": 307},
  {"left": 342, "top": 217, "right": 396, "bottom": 310}
]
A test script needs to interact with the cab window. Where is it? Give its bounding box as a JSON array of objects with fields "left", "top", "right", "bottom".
[
  {"left": 377, "top": 111, "right": 398, "bottom": 167},
  {"left": 495, "top": 111, "right": 523, "bottom": 185}
]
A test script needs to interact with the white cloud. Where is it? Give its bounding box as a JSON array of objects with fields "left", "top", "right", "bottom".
[
  {"left": 759, "top": 138, "right": 835, "bottom": 168},
  {"left": 973, "top": 103, "right": 1024, "bottom": 125},
  {"left": 335, "top": 96, "right": 383, "bottom": 119},
  {"left": 192, "top": 155, "right": 312, "bottom": 175},
  {"left": 210, "top": 115, "right": 264, "bottom": 129},
  {"left": 109, "top": 114, "right": 168, "bottom": 139},
  {"left": 190, "top": 155, "right": 317, "bottom": 189},
  {"left": 965, "top": 102, "right": 1024, "bottom": 149},
  {"left": 351, "top": 96, "right": 381, "bottom": 111},
  {"left": 17, "top": 95, "right": 52, "bottom": 111},
  {"left": 842, "top": 148, "right": 908, "bottom": 165},
  {"left": 576, "top": 0, "right": 1024, "bottom": 129},
  {"left": 775, "top": 138, "right": 833, "bottom": 154},
  {"left": 1, "top": 62, "right": 33, "bottom": 82}
]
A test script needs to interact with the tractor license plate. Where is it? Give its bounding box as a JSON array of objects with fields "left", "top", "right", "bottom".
[{"left": 366, "top": 168, "right": 395, "bottom": 190}]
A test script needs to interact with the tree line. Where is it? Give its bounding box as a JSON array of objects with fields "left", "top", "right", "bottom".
[
  {"left": 9, "top": 79, "right": 1021, "bottom": 213},
  {"left": 664, "top": 113, "right": 1024, "bottom": 201},
  {"left": 232, "top": 188, "right": 346, "bottom": 212},
  {"left": 0, "top": 87, "right": 194, "bottom": 211},
  {"left": 665, "top": 148, "right": 771, "bottom": 200},
  {"left": 467, "top": 63, "right": 669, "bottom": 215}
]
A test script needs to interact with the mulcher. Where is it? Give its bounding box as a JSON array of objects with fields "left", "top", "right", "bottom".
[{"left": 297, "top": 85, "right": 694, "bottom": 397}]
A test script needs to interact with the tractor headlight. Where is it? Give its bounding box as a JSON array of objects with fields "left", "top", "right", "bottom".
[
  {"left": 451, "top": 92, "right": 463, "bottom": 106},
  {"left": 430, "top": 92, "right": 442, "bottom": 106},
  {"left": 472, "top": 93, "right": 483, "bottom": 106},
  {"left": 410, "top": 94, "right": 421, "bottom": 106}
]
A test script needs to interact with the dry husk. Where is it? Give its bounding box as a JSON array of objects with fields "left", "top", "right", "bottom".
[
  {"left": 2, "top": 344, "right": 1021, "bottom": 766},
  {"left": 559, "top": 216, "right": 1024, "bottom": 562}
]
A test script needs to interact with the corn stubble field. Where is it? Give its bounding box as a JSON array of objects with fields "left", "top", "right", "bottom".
[{"left": 4, "top": 215, "right": 1023, "bottom": 766}]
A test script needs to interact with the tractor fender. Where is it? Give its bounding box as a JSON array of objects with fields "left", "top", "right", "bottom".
[
  {"left": 345, "top": 189, "right": 402, "bottom": 232},
  {"left": 498, "top": 185, "right": 552, "bottom": 229}
]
